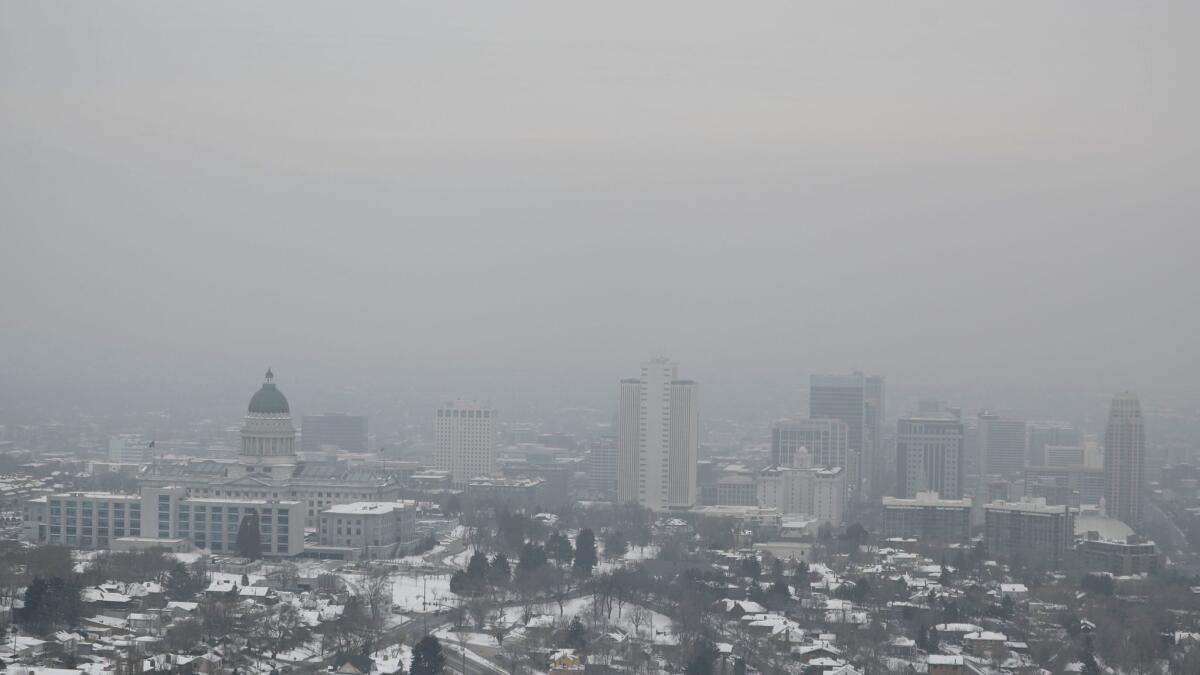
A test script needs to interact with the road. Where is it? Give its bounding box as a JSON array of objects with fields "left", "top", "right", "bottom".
[
  {"left": 442, "top": 642, "right": 508, "bottom": 675},
  {"left": 1146, "top": 499, "right": 1200, "bottom": 575}
]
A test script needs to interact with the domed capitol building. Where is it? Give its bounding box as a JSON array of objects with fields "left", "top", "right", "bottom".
[{"left": 139, "top": 369, "right": 400, "bottom": 525}]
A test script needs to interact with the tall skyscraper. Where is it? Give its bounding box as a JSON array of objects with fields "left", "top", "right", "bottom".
[
  {"left": 810, "top": 372, "right": 884, "bottom": 497},
  {"left": 1104, "top": 391, "right": 1145, "bottom": 526},
  {"left": 616, "top": 358, "right": 699, "bottom": 511},
  {"left": 301, "top": 413, "right": 369, "bottom": 453},
  {"left": 978, "top": 410, "right": 1027, "bottom": 477},
  {"left": 770, "top": 418, "right": 849, "bottom": 469},
  {"left": 895, "top": 414, "right": 965, "bottom": 499},
  {"left": 434, "top": 400, "right": 497, "bottom": 486}
]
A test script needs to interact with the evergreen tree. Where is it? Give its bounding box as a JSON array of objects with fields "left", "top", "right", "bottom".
[
  {"left": 792, "top": 561, "right": 810, "bottom": 590},
  {"left": 515, "top": 542, "right": 548, "bottom": 581},
  {"left": 165, "top": 562, "right": 196, "bottom": 600},
  {"left": 603, "top": 530, "right": 629, "bottom": 559},
  {"left": 488, "top": 554, "right": 511, "bottom": 587},
  {"left": 62, "top": 576, "right": 82, "bottom": 628},
  {"left": 236, "top": 512, "right": 263, "bottom": 560},
  {"left": 409, "top": 635, "right": 445, "bottom": 675},
  {"left": 769, "top": 573, "right": 790, "bottom": 601},
  {"left": 573, "top": 530, "right": 597, "bottom": 577},
  {"left": 738, "top": 556, "right": 761, "bottom": 580},
  {"left": 23, "top": 577, "right": 49, "bottom": 633},
  {"left": 565, "top": 616, "right": 588, "bottom": 652},
  {"left": 548, "top": 531, "right": 574, "bottom": 567},
  {"left": 684, "top": 638, "right": 719, "bottom": 675},
  {"left": 466, "top": 550, "right": 489, "bottom": 584}
]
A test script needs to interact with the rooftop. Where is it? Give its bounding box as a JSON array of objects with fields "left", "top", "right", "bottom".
[{"left": 322, "top": 501, "right": 414, "bottom": 515}]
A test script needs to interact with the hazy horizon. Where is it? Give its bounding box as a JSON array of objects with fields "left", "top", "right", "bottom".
[{"left": 4, "top": 2, "right": 1199, "bottom": 424}]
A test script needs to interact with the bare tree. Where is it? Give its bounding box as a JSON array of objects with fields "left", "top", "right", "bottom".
[
  {"left": 252, "top": 603, "right": 309, "bottom": 659},
  {"left": 628, "top": 605, "right": 651, "bottom": 641},
  {"left": 363, "top": 568, "right": 394, "bottom": 631}
]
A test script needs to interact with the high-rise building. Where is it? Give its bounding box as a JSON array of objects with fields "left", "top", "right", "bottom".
[
  {"left": 301, "top": 413, "right": 368, "bottom": 453},
  {"left": 587, "top": 442, "right": 618, "bottom": 500},
  {"left": 864, "top": 375, "right": 886, "bottom": 492},
  {"left": 1104, "top": 391, "right": 1145, "bottom": 526},
  {"left": 770, "top": 418, "right": 849, "bottom": 469},
  {"left": 434, "top": 400, "right": 497, "bottom": 486},
  {"left": 810, "top": 372, "right": 884, "bottom": 497},
  {"left": 1027, "top": 421, "right": 1081, "bottom": 467},
  {"left": 616, "top": 358, "right": 699, "bottom": 510},
  {"left": 978, "top": 411, "right": 1027, "bottom": 477},
  {"left": 895, "top": 414, "right": 965, "bottom": 499}
]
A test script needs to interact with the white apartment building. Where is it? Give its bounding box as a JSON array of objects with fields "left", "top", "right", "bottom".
[
  {"left": 1104, "top": 391, "right": 1145, "bottom": 526},
  {"left": 434, "top": 400, "right": 497, "bottom": 486},
  {"left": 813, "top": 467, "right": 846, "bottom": 527},
  {"left": 616, "top": 358, "right": 699, "bottom": 511}
]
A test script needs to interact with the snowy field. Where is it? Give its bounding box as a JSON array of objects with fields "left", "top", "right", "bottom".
[
  {"left": 501, "top": 595, "right": 677, "bottom": 645},
  {"left": 390, "top": 571, "right": 456, "bottom": 613}
]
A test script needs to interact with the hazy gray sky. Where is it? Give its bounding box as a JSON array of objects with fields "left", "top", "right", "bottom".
[{"left": 3, "top": 2, "right": 1198, "bottom": 415}]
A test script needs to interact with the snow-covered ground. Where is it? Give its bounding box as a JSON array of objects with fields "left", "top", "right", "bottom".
[
  {"left": 369, "top": 643, "right": 413, "bottom": 675},
  {"left": 433, "top": 627, "right": 506, "bottom": 649},
  {"left": 595, "top": 543, "right": 659, "bottom": 574},
  {"left": 442, "top": 548, "right": 474, "bottom": 570},
  {"left": 501, "top": 595, "right": 677, "bottom": 645},
  {"left": 390, "top": 572, "right": 456, "bottom": 613}
]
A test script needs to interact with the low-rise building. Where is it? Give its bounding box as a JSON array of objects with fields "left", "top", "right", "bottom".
[
  {"left": 316, "top": 501, "right": 420, "bottom": 559},
  {"left": 984, "top": 498, "right": 1074, "bottom": 570},
  {"left": 882, "top": 492, "right": 972, "bottom": 544},
  {"left": 1077, "top": 533, "right": 1164, "bottom": 575},
  {"left": 24, "top": 487, "right": 304, "bottom": 557},
  {"left": 464, "top": 476, "right": 546, "bottom": 511}
]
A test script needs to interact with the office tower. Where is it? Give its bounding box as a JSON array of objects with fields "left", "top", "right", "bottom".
[
  {"left": 434, "top": 400, "right": 497, "bottom": 486},
  {"left": 895, "top": 414, "right": 965, "bottom": 499},
  {"left": 770, "top": 418, "right": 849, "bottom": 469},
  {"left": 984, "top": 498, "right": 1075, "bottom": 570},
  {"left": 587, "top": 442, "right": 618, "bottom": 500},
  {"left": 1044, "top": 445, "right": 1085, "bottom": 467},
  {"left": 301, "top": 413, "right": 369, "bottom": 453},
  {"left": 864, "top": 375, "right": 886, "bottom": 492},
  {"left": 1104, "top": 391, "right": 1145, "bottom": 526},
  {"left": 1027, "top": 421, "right": 1081, "bottom": 466},
  {"left": 1024, "top": 465, "right": 1106, "bottom": 506},
  {"left": 810, "top": 372, "right": 884, "bottom": 497},
  {"left": 978, "top": 411, "right": 1027, "bottom": 477},
  {"left": 616, "top": 358, "right": 699, "bottom": 510}
]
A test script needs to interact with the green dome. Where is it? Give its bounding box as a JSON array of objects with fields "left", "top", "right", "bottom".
[{"left": 248, "top": 369, "right": 289, "bottom": 414}]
